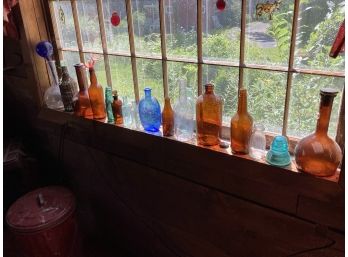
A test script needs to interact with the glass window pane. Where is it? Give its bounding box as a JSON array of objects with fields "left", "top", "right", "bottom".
[
  {"left": 244, "top": 69, "right": 287, "bottom": 134},
  {"left": 294, "top": 0, "right": 345, "bottom": 71},
  {"left": 245, "top": 0, "right": 293, "bottom": 66},
  {"left": 109, "top": 56, "right": 134, "bottom": 100},
  {"left": 61, "top": 51, "right": 81, "bottom": 80},
  {"left": 167, "top": 61, "right": 198, "bottom": 103},
  {"left": 288, "top": 74, "right": 344, "bottom": 138},
  {"left": 103, "top": 0, "right": 130, "bottom": 54},
  {"left": 137, "top": 59, "right": 164, "bottom": 105},
  {"left": 202, "top": 0, "right": 241, "bottom": 63},
  {"left": 77, "top": 0, "right": 102, "bottom": 52},
  {"left": 53, "top": 1, "right": 77, "bottom": 49},
  {"left": 203, "top": 65, "right": 239, "bottom": 125},
  {"left": 132, "top": 0, "right": 161, "bottom": 56},
  {"left": 165, "top": 0, "right": 197, "bottom": 60}
]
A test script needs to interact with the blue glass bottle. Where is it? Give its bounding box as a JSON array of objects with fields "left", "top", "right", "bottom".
[{"left": 139, "top": 88, "right": 161, "bottom": 132}]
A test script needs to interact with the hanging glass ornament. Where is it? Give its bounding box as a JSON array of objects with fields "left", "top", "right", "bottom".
[
  {"left": 58, "top": 5, "right": 65, "bottom": 24},
  {"left": 216, "top": 0, "right": 226, "bottom": 11},
  {"left": 111, "top": 12, "right": 121, "bottom": 27}
]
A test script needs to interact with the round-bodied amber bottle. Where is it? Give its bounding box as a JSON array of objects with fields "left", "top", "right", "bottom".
[
  {"left": 112, "top": 91, "right": 123, "bottom": 125},
  {"left": 88, "top": 67, "right": 106, "bottom": 121},
  {"left": 73, "top": 64, "right": 93, "bottom": 119},
  {"left": 295, "top": 88, "right": 342, "bottom": 177},
  {"left": 162, "top": 97, "right": 174, "bottom": 137},
  {"left": 196, "top": 84, "right": 222, "bottom": 146},
  {"left": 230, "top": 88, "right": 253, "bottom": 154}
]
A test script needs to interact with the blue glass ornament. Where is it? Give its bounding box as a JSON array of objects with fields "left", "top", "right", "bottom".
[
  {"left": 139, "top": 88, "right": 161, "bottom": 132},
  {"left": 36, "top": 41, "right": 54, "bottom": 60},
  {"left": 266, "top": 135, "right": 291, "bottom": 167}
]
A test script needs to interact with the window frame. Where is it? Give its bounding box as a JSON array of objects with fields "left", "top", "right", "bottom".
[{"left": 45, "top": 0, "right": 345, "bottom": 149}]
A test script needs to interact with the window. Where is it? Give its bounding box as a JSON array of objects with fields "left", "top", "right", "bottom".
[{"left": 48, "top": 0, "right": 344, "bottom": 143}]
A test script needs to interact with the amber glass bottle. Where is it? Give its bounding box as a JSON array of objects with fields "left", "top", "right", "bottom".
[
  {"left": 196, "top": 84, "right": 222, "bottom": 146},
  {"left": 74, "top": 64, "right": 93, "bottom": 119},
  {"left": 162, "top": 97, "right": 174, "bottom": 136},
  {"left": 230, "top": 88, "right": 253, "bottom": 154},
  {"left": 295, "top": 88, "right": 342, "bottom": 177},
  {"left": 112, "top": 91, "right": 123, "bottom": 125},
  {"left": 88, "top": 67, "right": 106, "bottom": 121}
]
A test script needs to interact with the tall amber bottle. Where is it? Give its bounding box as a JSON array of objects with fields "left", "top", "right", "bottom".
[
  {"left": 196, "top": 84, "right": 222, "bottom": 146},
  {"left": 88, "top": 67, "right": 106, "bottom": 121},
  {"left": 74, "top": 64, "right": 93, "bottom": 119},
  {"left": 112, "top": 91, "right": 123, "bottom": 125},
  {"left": 162, "top": 97, "right": 174, "bottom": 136},
  {"left": 230, "top": 88, "right": 253, "bottom": 154},
  {"left": 295, "top": 88, "right": 342, "bottom": 177}
]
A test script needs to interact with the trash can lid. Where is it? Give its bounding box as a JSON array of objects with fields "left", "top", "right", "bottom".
[{"left": 6, "top": 186, "right": 75, "bottom": 233}]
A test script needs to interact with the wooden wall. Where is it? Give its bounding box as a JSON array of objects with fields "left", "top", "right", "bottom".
[{"left": 35, "top": 109, "right": 344, "bottom": 257}]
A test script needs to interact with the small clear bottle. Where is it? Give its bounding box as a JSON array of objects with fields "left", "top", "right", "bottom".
[
  {"left": 130, "top": 100, "right": 141, "bottom": 129},
  {"left": 122, "top": 96, "right": 132, "bottom": 127},
  {"left": 174, "top": 79, "right": 195, "bottom": 142},
  {"left": 249, "top": 123, "right": 266, "bottom": 160}
]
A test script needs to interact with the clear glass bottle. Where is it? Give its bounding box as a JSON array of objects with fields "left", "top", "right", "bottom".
[
  {"left": 196, "top": 83, "right": 222, "bottom": 146},
  {"left": 59, "top": 64, "right": 77, "bottom": 112},
  {"left": 174, "top": 79, "right": 195, "bottom": 142},
  {"left": 112, "top": 91, "right": 123, "bottom": 125},
  {"left": 88, "top": 67, "right": 106, "bottom": 121},
  {"left": 130, "top": 100, "right": 141, "bottom": 130},
  {"left": 73, "top": 63, "right": 93, "bottom": 119},
  {"left": 122, "top": 96, "right": 132, "bottom": 127},
  {"left": 230, "top": 88, "right": 253, "bottom": 154},
  {"left": 249, "top": 123, "right": 266, "bottom": 160},
  {"left": 295, "top": 88, "right": 342, "bottom": 177},
  {"left": 162, "top": 97, "right": 174, "bottom": 136},
  {"left": 44, "top": 60, "right": 64, "bottom": 110}
]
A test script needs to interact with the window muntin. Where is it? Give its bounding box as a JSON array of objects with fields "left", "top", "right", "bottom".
[{"left": 50, "top": 0, "right": 344, "bottom": 142}]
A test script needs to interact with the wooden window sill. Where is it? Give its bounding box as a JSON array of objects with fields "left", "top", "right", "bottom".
[{"left": 36, "top": 108, "right": 344, "bottom": 231}]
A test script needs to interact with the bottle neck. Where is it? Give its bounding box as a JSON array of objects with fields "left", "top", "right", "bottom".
[
  {"left": 204, "top": 84, "right": 214, "bottom": 95},
  {"left": 164, "top": 97, "right": 171, "bottom": 107},
  {"left": 315, "top": 94, "right": 334, "bottom": 135},
  {"left": 74, "top": 64, "right": 88, "bottom": 91},
  {"left": 179, "top": 80, "right": 187, "bottom": 100},
  {"left": 237, "top": 89, "right": 248, "bottom": 114},
  {"left": 89, "top": 68, "right": 98, "bottom": 86},
  {"left": 145, "top": 88, "right": 151, "bottom": 99},
  {"left": 47, "top": 60, "right": 59, "bottom": 86},
  {"left": 61, "top": 66, "right": 70, "bottom": 81}
]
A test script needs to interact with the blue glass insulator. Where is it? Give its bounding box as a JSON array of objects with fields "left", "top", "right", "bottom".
[
  {"left": 36, "top": 41, "right": 53, "bottom": 60},
  {"left": 138, "top": 88, "right": 161, "bottom": 132},
  {"left": 266, "top": 135, "right": 291, "bottom": 167}
]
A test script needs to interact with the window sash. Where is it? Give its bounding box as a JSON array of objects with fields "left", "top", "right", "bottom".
[{"left": 47, "top": 0, "right": 345, "bottom": 143}]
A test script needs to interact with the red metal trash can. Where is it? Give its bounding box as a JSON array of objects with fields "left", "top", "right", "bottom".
[{"left": 6, "top": 186, "right": 77, "bottom": 257}]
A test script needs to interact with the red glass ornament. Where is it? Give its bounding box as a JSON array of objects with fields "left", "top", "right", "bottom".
[
  {"left": 216, "top": 0, "right": 226, "bottom": 11},
  {"left": 111, "top": 12, "right": 120, "bottom": 27}
]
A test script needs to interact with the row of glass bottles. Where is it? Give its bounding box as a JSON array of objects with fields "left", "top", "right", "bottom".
[{"left": 43, "top": 59, "right": 342, "bottom": 178}]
